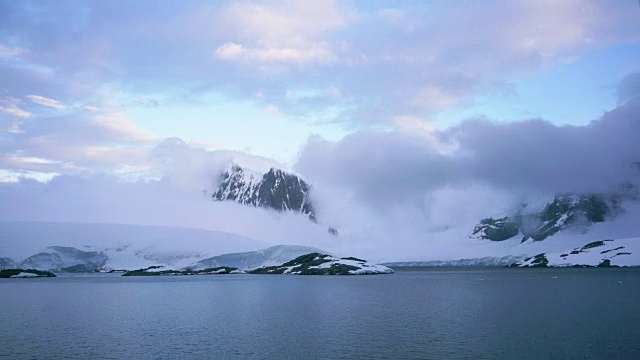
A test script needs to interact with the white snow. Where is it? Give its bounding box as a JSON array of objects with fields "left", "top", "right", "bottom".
[
  {"left": 291, "top": 255, "right": 394, "bottom": 275},
  {"left": 543, "top": 237, "right": 640, "bottom": 267},
  {"left": 190, "top": 245, "right": 323, "bottom": 271},
  {"left": 0, "top": 221, "right": 268, "bottom": 271},
  {"left": 10, "top": 272, "right": 41, "bottom": 278}
]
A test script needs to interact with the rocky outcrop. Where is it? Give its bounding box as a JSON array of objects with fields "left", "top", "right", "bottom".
[
  {"left": 212, "top": 165, "right": 316, "bottom": 221},
  {"left": 472, "top": 193, "right": 622, "bottom": 242},
  {"left": 0, "top": 269, "right": 56, "bottom": 278},
  {"left": 248, "top": 253, "right": 394, "bottom": 275},
  {"left": 122, "top": 266, "right": 241, "bottom": 276}
]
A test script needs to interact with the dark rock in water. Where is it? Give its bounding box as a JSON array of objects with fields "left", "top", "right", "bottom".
[
  {"left": 0, "top": 269, "right": 56, "bottom": 278},
  {"left": 122, "top": 266, "right": 241, "bottom": 276},
  {"left": 212, "top": 165, "right": 316, "bottom": 221},
  {"left": 597, "top": 259, "right": 615, "bottom": 267}
]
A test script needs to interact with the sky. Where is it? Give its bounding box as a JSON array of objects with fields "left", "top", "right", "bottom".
[{"left": 1, "top": 1, "right": 640, "bottom": 260}]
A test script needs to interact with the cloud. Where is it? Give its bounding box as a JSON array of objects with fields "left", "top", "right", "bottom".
[
  {"left": 213, "top": 1, "right": 350, "bottom": 67},
  {"left": 0, "top": 98, "right": 31, "bottom": 119},
  {"left": 617, "top": 72, "right": 640, "bottom": 104},
  {"left": 297, "top": 95, "right": 640, "bottom": 212},
  {"left": 150, "top": 137, "right": 284, "bottom": 190},
  {"left": 1, "top": 0, "right": 637, "bottom": 130},
  {"left": 1, "top": 102, "right": 160, "bottom": 179},
  {"left": 26, "top": 95, "right": 67, "bottom": 110},
  {"left": 215, "top": 41, "right": 336, "bottom": 65},
  {"left": 0, "top": 172, "right": 335, "bottom": 253},
  {"left": 0, "top": 44, "right": 25, "bottom": 58},
  {"left": 262, "top": 104, "right": 282, "bottom": 116}
]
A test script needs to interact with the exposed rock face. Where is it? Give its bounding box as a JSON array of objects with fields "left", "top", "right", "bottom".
[
  {"left": 521, "top": 194, "right": 612, "bottom": 242},
  {"left": 212, "top": 165, "right": 316, "bottom": 221},
  {"left": 472, "top": 193, "right": 621, "bottom": 242},
  {"left": 470, "top": 217, "right": 520, "bottom": 241}
]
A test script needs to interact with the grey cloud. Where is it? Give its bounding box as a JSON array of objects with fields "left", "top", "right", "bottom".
[
  {"left": 617, "top": 72, "right": 640, "bottom": 104},
  {"left": 0, "top": 172, "right": 334, "bottom": 250},
  {"left": 296, "top": 95, "right": 640, "bottom": 211}
]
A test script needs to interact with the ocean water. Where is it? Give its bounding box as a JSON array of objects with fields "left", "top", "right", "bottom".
[{"left": 1, "top": 268, "right": 639, "bottom": 359}]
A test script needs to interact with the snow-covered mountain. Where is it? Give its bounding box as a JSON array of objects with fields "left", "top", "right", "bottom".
[
  {"left": 0, "top": 221, "right": 269, "bottom": 271},
  {"left": 0, "top": 221, "right": 337, "bottom": 272},
  {"left": 510, "top": 238, "right": 640, "bottom": 267},
  {"left": 471, "top": 193, "right": 628, "bottom": 243},
  {"left": 188, "top": 245, "right": 323, "bottom": 270},
  {"left": 20, "top": 246, "right": 108, "bottom": 272},
  {"left": 211, "top": 165, "right": 316, "bottom": 221}
]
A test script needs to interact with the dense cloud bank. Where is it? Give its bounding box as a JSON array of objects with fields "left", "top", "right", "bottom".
[
  {"left": 297, "top": 95, "right": 640, "bottom": 211},
  {"left": 1, "top": 95, "right": 639, "bottom": 261}
]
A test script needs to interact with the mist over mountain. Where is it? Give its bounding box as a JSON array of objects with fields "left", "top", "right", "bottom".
[
  {"left": 211, "top": 165, "right": 316, "bottom": 221},
  {"left": 1, "top": 83, "right": 639, "bottom": 264}
]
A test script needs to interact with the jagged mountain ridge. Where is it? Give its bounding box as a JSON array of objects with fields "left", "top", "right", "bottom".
[
  {"left": 211, "top": 165, "right": 316, "bottom": 221},
  {"left": 471, "top": 193, "right": 626, "bottom": 243}
]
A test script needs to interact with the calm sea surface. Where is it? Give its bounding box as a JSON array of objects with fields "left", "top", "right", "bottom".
[{"left": 1, "top": 268, "right": 639, "bottom": 360}]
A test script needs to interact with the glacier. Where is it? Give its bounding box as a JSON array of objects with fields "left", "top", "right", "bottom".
[{"left": 0, "top": 221, "right": 269, "bottom": 271}]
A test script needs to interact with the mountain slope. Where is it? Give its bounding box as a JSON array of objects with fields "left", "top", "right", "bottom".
[
  {"left": 188, "top": 245, "right": 323, "bottom": 270},
  {"left": 0, "top": 221, "right": 268, "bottom": 271},
  {"left": 212, "top": 165, "right": 316, "bottom": 221},
  {"left": 471, "top": 193, "right": 625, "bottom": 243},
  {"left": 510, "top": 238, "right": 640, "bottom": 267}
]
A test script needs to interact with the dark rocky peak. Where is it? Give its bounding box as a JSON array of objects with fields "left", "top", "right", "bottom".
[
  {"left": 472, "top": 192, "right": 624, "bottom": 243},
  {"left": 212, "top": 164, "right": 316, "bottom": 221}
]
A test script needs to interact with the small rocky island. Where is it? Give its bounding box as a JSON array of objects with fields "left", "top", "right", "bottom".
[
  {"left": 248, "top": 253, "right": 394, "bottom": 275},
  {"left": 122, "top": 266, "right": 242, "bottom": 276},
  {"left": 0, "top": 269, "right": 56, "bottom": 278}
]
